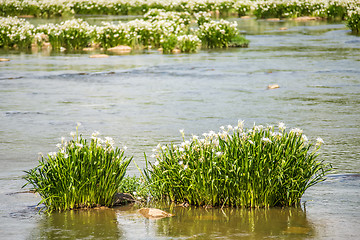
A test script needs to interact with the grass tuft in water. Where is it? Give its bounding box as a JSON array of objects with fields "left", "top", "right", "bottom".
[
  {"left": 347, "top": 7, "right": 360, "bottom": 33},
  {"left": 145, "top": 121, "right": 332, "bottom": 208},
  {"left": 24, "top": 124, "right": 132, "bottom": 213}
]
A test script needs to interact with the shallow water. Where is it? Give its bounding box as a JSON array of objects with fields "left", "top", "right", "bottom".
[{"left": 0, "top": 18, "right": 360, "bottom": 239}]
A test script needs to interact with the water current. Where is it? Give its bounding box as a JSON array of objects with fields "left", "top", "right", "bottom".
[{"left": 0, "top": 17, "right": 359, "bottom": 239}]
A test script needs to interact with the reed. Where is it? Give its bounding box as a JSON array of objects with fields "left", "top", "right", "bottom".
[
  {"left": 24, "top": 125, "right": 132, "bottom": 213},
  {"left": 145, "top": 122, "right": 331, "bottom": 208}
]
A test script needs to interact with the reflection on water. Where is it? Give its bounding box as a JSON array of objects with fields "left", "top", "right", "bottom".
[
  {"left": 29, "top": 204, "right": 314, "bottom": 239},
  {"left": 29, "top": 208, "right": 122, "bottom": 239},
  {"left": 155, "top": 206, "right": 314, "bottom": 240}
]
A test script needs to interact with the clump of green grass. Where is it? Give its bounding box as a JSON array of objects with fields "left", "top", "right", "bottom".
[
  {"left": 197, "top": 19, "right": 246, "bottom": 48},
  {"left": 347, "top": 7, "right": 360, "bottom": 33},
  {"left": 145, "top": 121, "right": 332, "bottom": 208},
  {"left": 0, "top": 16, "right": 34, "bottom": 49},
  {"left": 24, "top": 124, "right": 132, "bottom": 213},
  {"left": 118, "top": 175, "right": 151, "bottom": 201}
]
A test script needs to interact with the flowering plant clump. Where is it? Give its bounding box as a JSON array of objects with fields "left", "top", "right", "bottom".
[
  {"left": 93, "top": 22, "right": 128, "bottom": 49},
  {"left": 197, "top": 19, "right": 240, "bottom": 48},
  {"left": 194, "top": 11, "right": 212, "bottom": 26},
  {"left": 36, "top": 19, "right": 94, "bottom": 49},
  {"left": 0, "top": 0, "right": 72, "bottom": 17},
  {"left": 145, "top": 121, "right": 331, "bottom": 208},
  {"left": 177, "top": 34, "right": 201, "bottom": 53},
  {"left": 24, "top": 124, "right": 132, "bottom": 213},
  {"left": 0, "top": 0, "right": 360, "bottom": 21},
  {"left": 0, "top": 16, "right": 34, "bottom": 48},
  {"left": 347, "top": 7, "right": 360, "bottom": 33},
  {"left": 0, "top": 9, "right": 250, "bottom": 52},
  {"left": 144, "top": 8, "right": 191, "bottom": 26}
]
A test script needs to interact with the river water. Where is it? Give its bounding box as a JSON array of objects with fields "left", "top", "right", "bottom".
[{"left": 0, "top": 18, "right": 359, "bottom": 239}]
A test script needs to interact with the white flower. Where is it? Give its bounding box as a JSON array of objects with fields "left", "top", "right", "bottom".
[
  {"left": 154, "top": 160, "right": 159, "bottom": 166},
  {"left": 238, "top": 120, "right": 245, "bottom": 130},
  {"left": 248, "top": 140, "right": 254, "bottom": 145},
  {"left": 56, "top": 143, "right": 62, "bottom": 148},
  {"left": 192, "top": 135, "right": 199, "bottom": 141},
  {"left": 261, "top": 137, "right": 272, "bottom": 143},
  {"left": 77, "top": 122, "right": 82, "bottom": 127},
  {"left": 75, "top": 143, "right": 83, "bottom": 148},
  {"left": 92, "top": 131, "right": 100, "bottom": 137},
  {"left": 48, "top": 152, "right": 57, "bottom": 158},
  {"left": 70, "top": 131, "right": 76, "bottom": 137},
  {"left": 150, "top": 154, "right": 156, "bottom": 158},
  {"left": 278, "top": 122, "right": 286, "bottom": 131},
  {"left": 179, "top": 129, "right": 185, "bottom": 135},
  {"left": 290, "top": 128, "right": 303, "bottom": 135},
  {"left": 316, "top": 137, "right": 324, "bottom": 145},
  {"left": 216, "top": 152, "right": 223, "bottom": 157},
  {"left": 184, "top": 165, "right": 188, "bottom": 170},
  {"left": 179, "top": 161, "right": 183, "bottom": 165}
]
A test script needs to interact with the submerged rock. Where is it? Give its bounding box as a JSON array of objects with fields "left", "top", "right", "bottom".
[
  {"left": 83, "top": 47, "right": 96, "bottom": 51},
  {"left": 18, "top": 15, "right": 34, "bottom": 18},
  {"left": 113, "top": 193, "right": 136, "bottom": 205},
  {"left": 0, "top": 58, "right": 10, "bottom": 62},
  {"left": 267, "top": 18, "right": 281, "bottom": 21},
  {"left": 107, "top": 45, "right": 132, "bottom": 53},
  {"left": 293, "top": 16, "right": 322, "bottom": 21},
  {"left": 267, "top": 84, "right": 280, "bottom": 89},
  {"left": 138, "top": 208, "right": 174, "bottom": 219},
  {"left": 283, "top": 226, "right": 311, "bottom": 234},
  {"left": 89, "top": 54, "right": 109, "bottom": 58}
]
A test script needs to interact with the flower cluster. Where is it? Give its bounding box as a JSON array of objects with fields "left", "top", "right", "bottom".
[
  {"left": 1, "top": 0, "right": 359, "bottom": 19},
  {"left": 177, "top": 34, "right": 201, "bottom": 53},
  {"left": 347, "top": 6, "right": 360, "bottom": 33},
  {"left": 0, "top": 16, "right": 34, "bottom": 48},
  {"left": 197, "top": 19, "right": 239, "bottom": 48},
  {"left": 25, "top": 124, "right": 131, "bottom": 212},
  {"left": 147, "top": 121, "right": 330, "bottom": 208},
  {"left": 1, "top": 10, "right": 248, "bottom": 52},
  {"left": 36, "top": 18, "right": 94, "bottom": 49}
]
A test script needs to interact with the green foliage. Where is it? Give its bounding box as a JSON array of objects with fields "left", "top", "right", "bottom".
[
  {"left": 118, "top": 176, "right": 151, "bottom": 200},
  {"left": 160, "top": 34, "right": 178, "bottom": 53},
  {"left": 177, "top": 35, "right": 201, "bottom": 53},
  {"left": 1, "top": 9, "right": 249, "bottom": 52},
  {"left": 0, "top": 16, "right": 34, "bottom": 48},
  {"left": 24, "top": 126, "right": 132, "bottom": 213},
  {"left": 229, "top": 34, "right": 250, "bottom": 48},
  {"left": 94, "top": 22, "right": 129, "bottom": 49},
  {"left": 35, "top": 19, "right": 93, "bottom": 50},
  {"left": 145, "top": 122, "right": 332, "bottom": 208},
  {"left": 197, "top": 19, "right": 239, "bottom": 48},
  {"left": 347, "top": 8, "right": 360, "bottom": 33}
]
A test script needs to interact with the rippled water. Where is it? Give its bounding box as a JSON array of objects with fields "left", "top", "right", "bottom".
[{"left": 0, "top": 18, "right": 359, "bottom": 239}]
